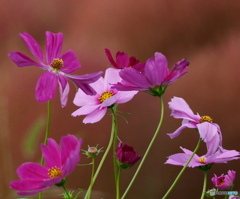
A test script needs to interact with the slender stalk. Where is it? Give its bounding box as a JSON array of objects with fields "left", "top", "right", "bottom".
[
  {"left": 84, "top": 108, "right": 117, "bottom": 199},
  {"left": 116, "top": 168, "right": 121, "bottom": 199},
  {"left": 121, "top": 96, "right": 164, "bottom": 199},
  {"left": 88, "top": 157, "right": 95, "bottom": 199},
  {"left": 39, "top": 100, "right": 51, "bottom": 199},
  {"left": 200, "top": 171, "right": 207, "bottom": 199},
  {"left": 63, "top": 185, "right": 72, "bottom": 199},
  {"left": 111, "top": 106, "right": 119, "bottom": 190},
  {"left": 162, "top": 138, "right": 201, "bottom": 199}
]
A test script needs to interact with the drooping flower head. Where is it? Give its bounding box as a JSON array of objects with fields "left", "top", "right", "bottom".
[
  {"left": 167, "top": 97, "right": 222, "bottom": 145},
  {"left": 212, "top": 170, "right": 236, "bottom": 190},
  {"left": 105, "top": 48, "right": 145, "bottom": 72},
  {"left": 72, "top": 68, "right": 137, "bottom": 123},
  {"left": 10, "top": 135, "right": 83, "bottom": 196},
  {"left": 165, "top": 146, "right": 240, "bottom": 168},
  {"left": 9, "top": 31, "right": 103, "bottom": 108},
  {"left": 114, "top": 52, "right": 189, "bottom": 97},
  {"left": 116, "top": 142, "right": 141, "bottom": 169}
]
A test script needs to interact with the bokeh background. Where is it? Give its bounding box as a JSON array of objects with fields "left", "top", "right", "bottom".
[{"left": 1, "top": 0, "right": 240, "bottom": 198}]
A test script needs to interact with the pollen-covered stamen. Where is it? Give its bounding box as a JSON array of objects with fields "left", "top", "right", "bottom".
[
  {"left": 198, "top": 157, "right": 206, "bottom": 164},
  {"left": 50, "top": 58, "right": 64, "bottom": 70},
  {"left": 48, "top": 166, "right": 62, "bottom": 178},
  {"left": 98, "top": 91, "right": 114, "bottom": 102},
  {"left": 199, "top": 115, "right": 213, "bottom": 123}
]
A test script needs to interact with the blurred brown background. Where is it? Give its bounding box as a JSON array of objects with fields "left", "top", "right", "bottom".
[{"left": 1, "top": 0, "right": 240, "bottom": 198}]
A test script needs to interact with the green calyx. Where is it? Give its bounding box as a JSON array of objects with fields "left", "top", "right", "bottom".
[{"left": 150, "top": 86, "right": 166, "bottom": 97}]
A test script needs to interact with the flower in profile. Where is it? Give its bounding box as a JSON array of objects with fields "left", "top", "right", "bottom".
[
  {"left": 165, "top": 146, "right": 240, "bottom": 168},
  {"left": 114, "top": 52, "right": 189, "bottom": 97},
  {"left": 9, "top": 31, "right": 103, "bottom": 108},
  {"left": 105, "top": 48, "right": 145, "bottom": 72},
  {"left": 167, "top": 97, "right": 222, "bottom": 142},
  {"left": 72, "top": 68, "right": 137, "bottom": 123},
  {"left": 116, "top": 142, "right": 141, "bottom": 169},
  {"left": 10, "top": 135, "right": 83, "bottom": 196},
  {"left": 212, "top": 170, "right": 236, "bottom": 190}
]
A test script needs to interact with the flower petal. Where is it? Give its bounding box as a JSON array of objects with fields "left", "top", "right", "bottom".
[
  {"left": 58, "top": 75, "right": 69, "bottom": 108},
  {"left": 35, "top": 72, "right": 58, "bottom": 103},
  {"left": 8, "top": 52, "right": 44, "bottom": 68},
  {"left": 82, "top": 107, "right": 107, "bottom": 124},
  {"left": 72, "top": 105, "right": 100, "bottom": 117},
  {"left": 20, "top": 32, "right": 44, "bottom": 63},
  {"left": 105, "top": 48, "right": 119, "bottom": 69},
  {"left": 167, "top": 122, "right": 196, "bottom": 139},
  {"left": 60, "top": 50, "right": 81, "bottom": 73},
  {"left": 46, "top": 31, "right": 63, "bottom": 64},
  {"left": 16, "top": 162, "right": 48, "bottom": 180},
  {"left": 41, "top": 138, "right": 61, "bottom": 168},
  {"left": 144, "top": 52, "right": 169, "bottom": 86}
]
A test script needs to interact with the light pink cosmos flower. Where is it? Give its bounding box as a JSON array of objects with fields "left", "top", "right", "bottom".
[
  {"left": 9, "top": 31, "right": 103, "bottom": 108},
  {"left": 105, "top": 48, "right": 145, "bottom": 72},
  {"left": 167, "top": 97, "right": 222, "bottom": 144},
  {"left": 165, "top": 146, "right": 240, "bottom": 168},
  {"left": 114, "top": 52, "right": 189, "bottom": 97},
  {"left": 212, "top": 170, "right": 236, "bottom": 190},
  {"left": 10, "top": 134, "right": 83, "bottom": 196},
  {"left": 72, "top": 68, "right": 137, "bottom": 123}
]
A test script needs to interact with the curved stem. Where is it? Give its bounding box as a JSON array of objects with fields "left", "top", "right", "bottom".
[
  {"left": 162, "top": 138, "right": 201, "bottom": 199},
  {"left": 121, "top": 96, "right": 164, "bottom": 199},
  {"left": 200, "top": 171, "right": 207, "bottom": 199},
  {"left": 84, "top": 108, "right": 117, "bottom": 199}
]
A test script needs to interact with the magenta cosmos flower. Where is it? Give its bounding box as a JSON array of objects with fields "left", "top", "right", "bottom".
[
  {"left": 114, "top": 52, "right": 189, "bottom": 96},
  {"left": 9, "top": 31, "right": 103, "bottom": 108},
  {"left": 10, "top": 134, "right": 83, "bottom": 196},
  {"left": 212, "top": 170, "right": 236, "bottom": 190},
  {"left": 116, "top": 142, "right": 141, "bottom": 169},
  {"left": 165, "top": 146, "right": 240, "bottom": 168},
  {"left": 105, "top": 48, "right": 145, "bottom": 72},
  {"left": 167, "top": 97, "right": 222, "bottom": 143},
  {"left": 72, "top": 68, "right": 137, "bottom": 123}
]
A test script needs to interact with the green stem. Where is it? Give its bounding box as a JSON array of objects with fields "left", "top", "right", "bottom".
[
  {"left": 84, "top": 108, "right": 117, "bottom": 199},
  {"left": 88, "top": 157, "right": 95, "bottom": 199},
  {"left": 200, "top": 171, "right": 207, "bottom": 199},
  {"left": 116, "top": 167, "right": 121, "bottom": 199},
  {"left": 111, "top": 106, "right": 119, "bottom": 191},
  {"left": 121, "top": 96, "right": 164, "bottom": 199},
  {"left": 162, "top": 138, "right": 201, "bottom": 199},
  {"left": 39, "top": 100, "right": 51, "bottom": 199}
]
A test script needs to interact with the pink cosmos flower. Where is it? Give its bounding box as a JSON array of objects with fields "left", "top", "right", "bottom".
[
  {"left": 114, "top": 52, "right": 189, "bottom": 96},
  {"left": 165, "top": 146, "right": 240, "bottom": 168},
  {"left": 10, "top": 134, "right": 83, "bottom": 196},
  {"left": 212, "top": 170, "right": 236, "bottom": 190},
  {"left": 105, "top": 48, "right": 145, "bottom": 72},
  {"left": 9, "top": 31, "right": 103, "bottom": 108},
  {"left": 167, "top": 97, "right": 222, "bottom": 143},
  {"left": 116, "top": 142, "right": 141, "bottom": 169},
  {"left": 72, "top": 68, "right": 137, "bottom": 123}
]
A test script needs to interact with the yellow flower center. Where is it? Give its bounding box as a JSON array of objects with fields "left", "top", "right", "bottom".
[
  {"left": 199, "top": 115, "right": 213, "bottom": 123},
  {"left": 198, "top": 157, "right": 206, "bottom": 164},
  {"left": 50, "top": 58, "right": 64, "bottom": 71},
  {"left": 98, "top": 91, "right": 114, "bottom": 102},
  {"left": 48, "top": 166, "right": 62, "bottom": 178}
]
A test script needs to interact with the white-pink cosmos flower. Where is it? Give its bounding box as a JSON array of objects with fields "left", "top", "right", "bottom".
[{"left": 72, "top": 68, "right": 137, "bottom": 123}]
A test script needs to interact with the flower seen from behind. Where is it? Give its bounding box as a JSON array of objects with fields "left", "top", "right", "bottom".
[
  {"left": 10, "top": 134, "right": 83, "bottom": 196},
  {"left": 116, "top": 142, "right": 141, "bottom": 169},
  {"left": 212, "top": 170, "right": 236, "bottom": 190},
  {"left": 9, "top": 31, "right": 103, "bottom": 108},
  {"left": 72, "top": 68, "right": 137, "bottom": 123},
  {"left": 114, "top": 52, "right": 189, "bottom": 97}
]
